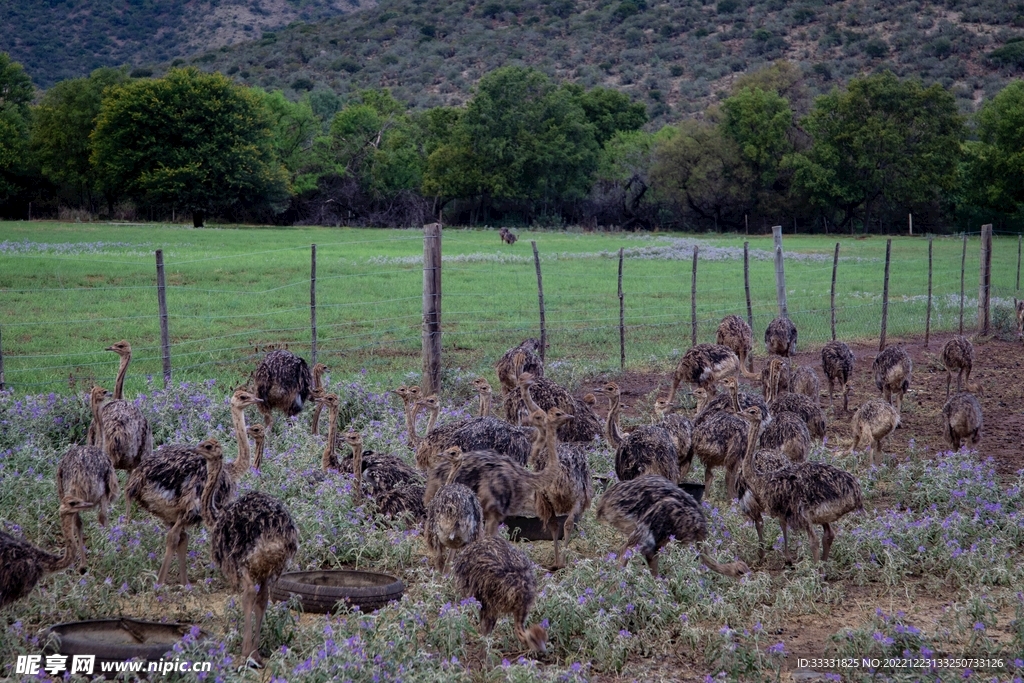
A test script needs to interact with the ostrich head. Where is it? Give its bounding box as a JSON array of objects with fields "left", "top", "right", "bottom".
[
  {"left": 246, "top": 424, "right": 265, "bottom": 442},
  {"left": 89, "top": 385, "right": 112, "bottom": 406},
  {"left": 104, "top": 340, "right": 131, "bottom": 357},
  {"left": 471, "top": 377, "right": 492, "bottom": 395},
  {"left": 231, "top": 388, "right": 262, "bottom": 409},
  {"left": 195, "top": 438, "right": 224, "bottom": 463},
  {"left": 522, "top": 624, "right": 548, "bottom": 653}
]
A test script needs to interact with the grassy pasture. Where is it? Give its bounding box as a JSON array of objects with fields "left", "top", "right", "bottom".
[{"left": 1, "top": 222, "right": 1019, "bottom": 396}]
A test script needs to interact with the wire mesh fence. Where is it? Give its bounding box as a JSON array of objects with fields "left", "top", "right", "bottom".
[{"left": 1, "top": 228, "right": 1020, "bottom": 395}]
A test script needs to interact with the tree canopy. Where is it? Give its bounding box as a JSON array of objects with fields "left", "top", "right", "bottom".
[
  {"left": 0, "top": 53, "right": 33, "bottom": 202},
  {"left": 964, "top": 81, "right": 1024, "bottom": 214}
]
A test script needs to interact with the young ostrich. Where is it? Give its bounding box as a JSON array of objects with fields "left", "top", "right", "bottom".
[
  {"left": 248, "top": 424, "right": 267, "bottom": 470},
  {"left": 872, "top": 346, "right": 912, "bottom": 417},
  {"left": 760, "top": 356, "right": 790, "bottom": 404},
  {"left": 594, "top": 382, "right": 678, "bottom": 484},
  {"left": 502, "top": 374, "right": 602, "bottom": 442},
  {"left": 821, "top": 341, "right": 855, "bottom": 412},
  {"left": 0, "top": 502, "right": 89, "bottom": 609},
  {"left": 941, "top": 336, "right": 982, "bottom": 399},
  {"left": 423, "top": 408, "right": 573, "bottom": 536},
  {"left": 392, "top": 385, "right": 423, "bottom": 448},
  {"left": 764, "top": 317, "right": 798, "bottom": 357},
  {"left": 768, "top": 392, "right": 827, "bottom": 440},
  {"left": 308, "top": 363, "right": 329, "bottom": 435},
  {"left": 684, "top": 408, "right": 747, "bottom": 498},
  {"left": 757, "top": 411, "right": 810, "bottom": 463},
  {"left": 452, "top": 535, "right": 547, "bottom": 653},
  {"left": 197, "top": 440, "right": 298, "bottom": 665},
  {"left": 667, "top": 344, "right": 741, "bottom": 403},
  {"left": 413, "top": 393, "right": 533, "bottom": 470},
  {"left": 425, "top": 450, "right": 483, "bottom": 573},
  {"left": 1016, "top": 298, "right": 1024, "bottom": 341},
  {"left": 125, "top": 391, "right": 261, "bottom": 585},
  {"left": 596, "top": 474, "right": 748, "bottom": 578},
  {"left": 337, "top": 429, "right": 425, "bottom": 510},
  {"left": 253, "top": 349, "right": 312, "bottom": 429},
  {"left": 737, "top": 406, "right": 862, "bottom": 564},
  {"left": 56, "top": 387, "right": 119, "bottom": 567},
  {"left": 495, "top": 338, "right": 544, "bottom": 395},
  {"left": 716, "top": 315, "right": 758, "bottom": 377},
  {"left": 790, "top": 366, "right": 821, "bottom": 406},
  {"left": 941, "top": 392, "right": 983, "bottom": 451},
  {"left": 653, "top": 398, "right": 693, "bottom": 462},
  {"left": 849, "top": 399, "right": 900, "bottom": 467},
  {"left": 97, "top": 345, "right": 152, "bottom": 471},
  {"left": 694, "top": 382, "right": 769, "bottom": 429}
]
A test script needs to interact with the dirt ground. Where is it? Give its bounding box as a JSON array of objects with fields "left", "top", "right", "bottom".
[{"left": 602, "top": 332, "right": 1024, "bottom": 482}]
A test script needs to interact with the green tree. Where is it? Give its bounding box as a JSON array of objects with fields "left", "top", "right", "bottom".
[
  {"left": 31, "top": 67, "right": 128, "bottom": 208},
  {"left": 565, "top": 84, "right": 647, "bottom": 146},
  {"left": 251, "top": 89, "right": 320, "bottom": 193},
  {"left": 963, "top": 81, "right": 1024, "bottom": 213},
  {"left": 0, "top": 53, "right": 34, "bottom": 203},
  {"left": 720, "top": 86, "right": 793, "bottom": 186},
  {"left": 788, "top": 71, "right": 964, "bottom": 232},
  {"left": 91, "top": 68, "right": 289, "bottom": 226}
]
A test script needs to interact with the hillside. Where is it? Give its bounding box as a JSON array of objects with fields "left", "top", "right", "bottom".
[
  {"left": 167, "top": 0, "right": 1024, "bottom": 124},
  {"left": 0, "top": 0, "right": 374, "bottom": 88}
]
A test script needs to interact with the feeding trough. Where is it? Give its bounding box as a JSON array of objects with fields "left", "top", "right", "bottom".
[
  {"left": 271, "top": 570, "right": 405, "bottom": 613},
  {"left": 679, "top": 481, "right": 705, "bottom": 503},
  {"left": 505, "top": 514, "right": 568, "bottom": 542},
  {"left": 43, "top": 618, "right": 206, "bottom": 676}
]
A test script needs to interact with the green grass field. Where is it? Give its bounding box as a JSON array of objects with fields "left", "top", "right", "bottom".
[{"left": 1, "top": 221, "right": 1018, "bottom": 395}]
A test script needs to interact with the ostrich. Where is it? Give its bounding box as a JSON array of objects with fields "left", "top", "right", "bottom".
[
  {"left": 694, "top": 382, "right": 769, "bottom": 429},
  {"left": 125, "top": 390, "right": 261, "bottom": 585},
  {"left": 338, "top": 429, "right": 424, "bottom": 500},
  {"left": 105, "top": 339, "right": 133, "bottom": 400},
  {"left": 595, "top": 382, "right": 678, "bottom": 484},
  {"left": 764, "top": 317, "right": 798, "bottom": 357},
  {"left": 684, "top": 409, "right": 747, "bottom": 498},
  {"left": 248, "top": 424, "right": 267, "bottom": 470},
  {"left": 425, "top": 449, "right": 483, "bottom": 573},
  {"left": 452, "top": 536, "right": 546, "bottom": 653},
  {"left": 760, "top": 356, "right": 790, "bottom": 404},
  {"left": 253, "top": 349, "right": 312, "bottom": 429},
  {"left": 423, "top": 408, "right": 573, "bottom": 536},
  {"left": 495, "top": 338, "right": 544, "bottom": 395},
  {"left": 653, "top": 398, "right": 693, "bottom": 463},
  {"left": 393, "top": 385, "right": 423, "bottom": 447},
  {"left": 757, "top": 411, "right": 810, "bottom": 463},
  {"left": 412, "top": 394, "right": 532, "bottom": 470},
  {"left": 790, "top": 366, "right": 820, "bottom": 405},
  {"left": 872, "top": 346, "right": 912, "bottom": 418},
  {"left": 96, "top": 382, "right": 152, "bottom": 472},
  {"left": 849, "top": 399, "right": 900, "bottom": 467},
  {"left": 309, "top": 363, "right": 329, "bottom": 435},
  {"left": 56, "top": 389, "right": 119, "bottom": 567},
  {"left": 821, "top": 341, "right": 855, "bottom": 412},
  {"left": 941, "top": 336, "right": 982, "bottom": 399},
  {"left": 768, "top": 392, "right": 827, "bottom": 440},
  {"left": 197, "top": 440, "right": 298, "bottom": 665},
  {"left": 667, "top": 344, "right": 741, "bottom": 403},
  {"left": 737, "top": 406, "right": 862, "bottom": 564},
  {"left": 316, "top": 393, "right": 343, "bottom": 471},
  {"left": 716, "top": 315, "right": 757, "bottom": 377},
  {"left": 501, "top": 374, "right": 601, "bottom": 442},
  {"left": 941, "top": 392, "right": 983, "bottom": 451},
  {"left": 472, "top": 377, "right": 494, "bottom": 417},
  {"left": 596, "top": 474, "right": 748, "bottom": 578},
  {"left": 0, "top": 501, "right": 89, "bottom": 609},
  {"left": 1016, "top": 299, "right": 1024, "bottom": 341}
]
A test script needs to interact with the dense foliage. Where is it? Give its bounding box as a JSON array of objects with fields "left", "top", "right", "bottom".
[{"left": 4, "top": 48, "right": 1024, "bottom": 232}]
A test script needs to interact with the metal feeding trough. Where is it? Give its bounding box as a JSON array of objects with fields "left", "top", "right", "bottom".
[
  {"left": 679, "top": 481, "right": 705, "bottom": 503},
  {"left": 271, "top": 570, "right": 405, "bottom": 614},
  {"left": 43, "top": 618, "right": 206, "bottom": 677},
  {"left": 505, "top": 514, "right": 568, "bottom": 542}
]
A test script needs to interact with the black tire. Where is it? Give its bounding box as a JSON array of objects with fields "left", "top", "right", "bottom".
[
  {"left": 270, "top": 570, "right": 405, "bottom": 614},
  {"left": 45, "top": 618, "right": 201, "bottom": 663}
]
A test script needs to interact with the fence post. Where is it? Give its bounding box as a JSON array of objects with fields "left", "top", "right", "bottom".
[
  {"left": 979, "top": 224, "right": 993, "bottom": 335},
  {"left": 830, "top": 242, "right": 840, "bottom": 341},
  {"left": 422, "top": 223, "right": 442, "bottom": 396},
  {"left": 908, "top": 213, "right": 913, "bottom": 236},
  {"left": 1017, "top": 234, "right": 1021, "bottom": 292},
  {"left": 743, "top": 241, "right": 753, "bottom": 330},
  {"left": 959, "top": 234, "right": 967, "bottom": 335},
  {"left": 310, "top": 244, "right": 317, "bottom": 366},
  {"left": 532, "top": 241, "right": 546, "bottom": 364},
  {"left": 879, "top": 239, "right": 891, "bottom": 352},
  {"left": 155, "top": 249, "right": 171, "bottom": 388},
  {"left": 618, "top": 248, "right": 625, "bottom": 371},
  {"left": 925, "top": 237, "right": 933, "bottom": 348},
  {"left": 691, "top": 246, "right": 698, "bottom": 346},
  {"left": 772, "top": 225, "right": 787, "bottom": 318}
]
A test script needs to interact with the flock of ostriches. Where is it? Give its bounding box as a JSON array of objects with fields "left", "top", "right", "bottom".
[{"left": 0, "top": 316, "right": 988, "bottom": 664}]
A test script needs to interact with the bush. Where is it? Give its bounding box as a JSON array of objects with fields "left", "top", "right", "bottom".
[
  {"left": 716, "top": 0, "right": 740, "bottom": 13},
  {"left": 864, "top": 38, "right": 889, "bottom": 58}
]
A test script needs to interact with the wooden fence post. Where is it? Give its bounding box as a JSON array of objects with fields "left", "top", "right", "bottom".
[
  {"left": 310, "top": 244, "right": 317, "bottom": 366},
  {"left": 925, "top": 237, "right": 933, "bottom": 348},
  {"left": 772, "top": 225, "right": 787, "bottom": 318},
  {"left": 155, "top": 249, "right": 171, "bottom": 388},
  {"left": 879, "top": 239, "right": 892, "bottom": 352},
  {"left": 422, "top": 223, "right": 442, "bottom": 396},
  {"left": 743, "top": 241, "right": 753, "bottom": 330},
  {"left": 959, "top": 234, "right": 967, "bottom": 335},
  {"left": 691, "top": 246, "right": 698, "bottom": 346},
  {"left": 830, "top": 242, "right": 840, "bottom": 341},
  {"left": 979, "top": 224, "right": 993, "bottom": 335},
  {"left": 532, "top": 241, "right": 546, "bottom": 364},
  {"left": 618, "top": 248, "right": 625, "bottom": 371}
]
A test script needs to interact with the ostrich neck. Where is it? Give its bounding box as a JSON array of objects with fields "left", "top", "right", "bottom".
[
  {"left": 605, "top": 395, "right": 624, "bottom": 449},
  {"left": 312, "top": 368, "right": 325, "bottom": 391},
  {"left": 445, "top": 460, "right": 462, "bottom": 485},
  {"left": 200, "top": 456, "right": 224, "bottom": 529},
  {"left": 49, "top": 515, "right": 79, "bottom": 572},
  {"left": 88, "top": 396, "right": 106, "bottom": 447},
  {"left": 350, "top": 437, "right": 363, "bottom": 497},
  {"left": 228, "top": 405, "right": 251, "bottom": 478},
  {"left": 322, "top": 407, "right": 339, "bottom": 469},
  {"left": 729, "top": 386, "right": 740, "bottom": 413},
  {"left": 478, "top": 393, "right": 491, "bottom": 418},
  {"left": 113, "top": 355, "right": 129, "bottom": 400},
  {"left": 532, "top": 421, "right": 561, "bottom": 491},
  {"left": 521, "top": 383, "right": 540, "bottom": 414},
  {"left": 425, "top": 406, "right": 439, "bottom": 435},
  {"left": 742, "top": 416, "right": 763, "bottom": 485}
]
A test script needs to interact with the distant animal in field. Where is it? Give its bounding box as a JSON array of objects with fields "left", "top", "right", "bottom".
[
  {"left": 499, "top": 227, "right": 518, "bottom": 246},
  {"left": 941, "top": 336, "right": 982, "bottom": 399},
  {"left": 821, "top": 341, "right": 855, "bottom": 412}
]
